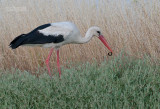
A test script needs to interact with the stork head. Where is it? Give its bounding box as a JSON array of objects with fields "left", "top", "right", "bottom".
[
  {"left": 89, "top": 26, "right": 101, "bottom": 37},
  {"left": 90, "top": 26, "right": 113, "bottom": 56}
]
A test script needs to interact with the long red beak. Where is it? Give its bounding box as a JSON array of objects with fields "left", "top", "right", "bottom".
[{"left": 98, "top": 35, "right": 113, "bottom": 56}]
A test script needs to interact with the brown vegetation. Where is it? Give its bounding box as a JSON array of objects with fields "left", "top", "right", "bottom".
[{"left": 0, "top": 0, "right": 159, "bottom": 72}]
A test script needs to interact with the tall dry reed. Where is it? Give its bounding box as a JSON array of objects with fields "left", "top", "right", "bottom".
[{"left": 0, "top": 0, "right": 160, "bottom": 72}]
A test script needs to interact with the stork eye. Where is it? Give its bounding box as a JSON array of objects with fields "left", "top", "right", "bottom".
[{"left": 97, "top": 31, "right": 100, "bottom": 35}]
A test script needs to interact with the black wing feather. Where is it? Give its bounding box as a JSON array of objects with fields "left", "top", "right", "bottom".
[
  {"left": 9, "top": 34, "right": 26, "bottom": 49},
  {"left": 23, "top": 32, "right": 64, "bottom": 44},
  {"left": 9, "top": 23, "right": 64, "bottom": 49}
]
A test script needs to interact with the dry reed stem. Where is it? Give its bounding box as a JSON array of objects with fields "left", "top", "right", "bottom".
[{"left": 0, "top": 0, "right": 159, "bottom": 72}]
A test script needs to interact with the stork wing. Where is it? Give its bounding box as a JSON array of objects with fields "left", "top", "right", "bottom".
[
  {"left": 38, "top": 25, "right": 73, "bottom": 39},
  {"left": 18, "top": 22, "right": 75, "bottom": 45}
]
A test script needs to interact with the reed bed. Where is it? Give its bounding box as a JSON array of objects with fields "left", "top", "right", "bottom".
[{"left": 0, "top": 0, "right": 160, "bottom": 72}]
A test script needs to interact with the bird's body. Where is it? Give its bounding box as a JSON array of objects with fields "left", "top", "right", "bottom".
[
  {"left": 10, "top": 22, "right": 80, "bottom": 49},
  {"left": 10, "top": 21, "right": 113, "bottom": 78}
]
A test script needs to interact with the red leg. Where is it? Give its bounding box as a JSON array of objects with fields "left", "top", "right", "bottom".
[
  {"left": 45, "top": 48, "right": 54, "bottom": 77},
  {"left": 56, "top": 49, "right": 61, "bottom": 78}
]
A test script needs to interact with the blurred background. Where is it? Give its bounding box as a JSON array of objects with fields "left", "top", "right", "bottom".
[{"left": 0, "top": 0, "right": 159, "bottom": 72}]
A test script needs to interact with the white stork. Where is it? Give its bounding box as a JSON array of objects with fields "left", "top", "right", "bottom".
[{"left": 10, "top": 21, "right": 113, "bottom": 78}]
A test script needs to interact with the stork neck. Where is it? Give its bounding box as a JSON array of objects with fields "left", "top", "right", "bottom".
[{"left": 77, "top": 28, "right": 93, "bottom": 44}]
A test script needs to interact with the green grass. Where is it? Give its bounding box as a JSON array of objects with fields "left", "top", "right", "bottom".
[{"left": 0, "top": 56, "right": 160, "bottom": 109}]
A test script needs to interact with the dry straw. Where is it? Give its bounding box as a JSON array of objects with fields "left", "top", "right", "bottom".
[{"left": 0, "top": 0, "right": 159, "bottom": 72}]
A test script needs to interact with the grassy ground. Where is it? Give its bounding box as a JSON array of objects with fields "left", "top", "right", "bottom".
[{"left": 0, "top": 56, "right": 160, "bottom": 109}]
